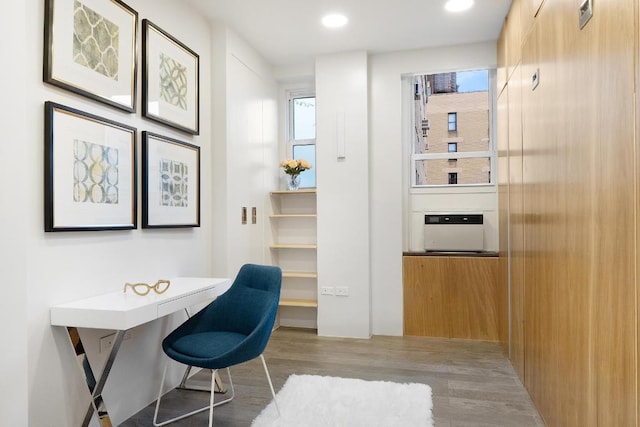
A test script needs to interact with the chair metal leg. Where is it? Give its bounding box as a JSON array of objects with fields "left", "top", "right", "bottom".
[
  {"left": 177, "top": 365, "right": 228, "bottom": 393},
  {"left": 153, "top": 363, "right": 235, "bottom": 427},
  {"left": 260, "top": 354, "right": 280, "bottom": 416},
  {"left": 208, "top": 370, "right": 216, "bottom": 427},
  {"left": 153, "top": 362, "right": 170, "bottom": 427}
]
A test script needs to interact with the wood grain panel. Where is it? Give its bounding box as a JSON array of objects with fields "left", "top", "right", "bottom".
[
  {"left": 636, "top": 0, "right": 640, "bottom": 422},
  {"left": 520, "top": 0, "right": 544, "bottom": 43},
  {"left": 447, "top": 257, "right": 499, "bottom": 341},
  {"left": 507, "top": 63, "right": 525, "bottom": 381},
  {"left": 520, "top": 11, "right": 553, "bottom": 425},
  {"left": 552, "top": 3, "right": 596, "bottom": 425},
  {"left": 522, "top": 4, "right": 595, "bottom": 425},
  {"left": 403, "top": 256, "right": 498, "bottom": 341},
  {"left": 403, "top": 256, "right": 449, "bottom": 337},
  {"left": 587, "top": 1, "right": 636, "bottom": 424},
  {"left": 496, "top": 89, "right": 510, "bottom": 354},
  {"left": 497, "top": 24, "right": 507, "bottom": 97},
  {"left": 505, "top": 0, "right": 522, "bottom": 81},
  {"left": 501, "top": 0, "right": 637, "bottom": 425}
]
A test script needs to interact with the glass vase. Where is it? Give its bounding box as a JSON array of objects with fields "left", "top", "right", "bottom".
[{"left": 287, "top": 174, "right": 301, "bottom": 191}]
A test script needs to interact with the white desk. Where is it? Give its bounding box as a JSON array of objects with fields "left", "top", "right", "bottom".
[{"left": 51, "top": 277, "right": 232, "bottom": 427}]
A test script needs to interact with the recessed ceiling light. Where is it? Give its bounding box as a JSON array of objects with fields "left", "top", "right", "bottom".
[
  {"left": 444, "top": 0, "right": 474, "bottom": 12},
  {"left": 322, "top": 14, "right": 348, "bottom": 28}
]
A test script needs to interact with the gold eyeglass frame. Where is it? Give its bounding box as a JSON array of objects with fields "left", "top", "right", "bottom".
[{"left": 123, "top": 279, "right": 171, "bottom": 296}]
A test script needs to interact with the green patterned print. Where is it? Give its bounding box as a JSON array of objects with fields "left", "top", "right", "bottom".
[
  {"left": 73, "top": 0, "right": 120, "bottom": 80},
  {"left": 73, "top": 140, "right": 119, "bottom": 204},
  {"left": 160, "top": 158, "right": 188, "bottom": 207},
  {"left": 159, "top": 53, "right": 188, "bottom": 110}
]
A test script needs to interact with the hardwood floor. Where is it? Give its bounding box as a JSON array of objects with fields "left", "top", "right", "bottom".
[{"left": 122, "top": 327, "right": 544, "bottom": 426}]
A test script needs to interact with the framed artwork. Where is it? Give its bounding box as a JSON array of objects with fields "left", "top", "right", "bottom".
[
  {"left": 44, "top": 0, "right": 138, "bottom": 112},
  {"left": 45, "top": 101, "right": 137, "bottom": 231},
  {"left": 142, "top": 132, "right": 200, "bottom": 228},
  {"left": 142, "top": 19, "right": 200, "bottom": 135}
]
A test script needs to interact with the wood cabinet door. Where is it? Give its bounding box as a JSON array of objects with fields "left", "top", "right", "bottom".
[
  {"left": 403, "top": 256, "right": 449, "bottom": 337},
  {"left": 447, "top": 257, "right": 498, "bottom": 341},
  {"left": 403, "top": 256, "right": 498, "bottom": 341}
]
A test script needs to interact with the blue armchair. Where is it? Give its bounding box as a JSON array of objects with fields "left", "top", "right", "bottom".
[{"left": 153, "top": 264, "right": 282, "bottom": 426}]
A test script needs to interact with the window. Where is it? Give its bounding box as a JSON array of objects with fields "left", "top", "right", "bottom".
[
  {"left": 292, "top": 97, "right": 316, "bottom": 140},
  {"left": 448, "top": 142, "right": 458, "bottom": 162},
  {"left": 448, "top": 112, "right": 457, "bottom": 132},
  {"left": 288, "top": 92, "right": 316, "bottom": 188},
  {"left": 411, "top": 69, "right": 495, "bottom": 187}
]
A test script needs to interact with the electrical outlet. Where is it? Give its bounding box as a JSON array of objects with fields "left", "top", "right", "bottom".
[
  {"left": 99, "top": 331, "right": 133, "bottom": 353},
  {"left": 320, "top": 286, "right": 335, "bottom": 296},
  {"left": 99, "top": 333, "right": 116, "bottom": 353},
  {"left": 336, "top": 286, "right": 349, "bottom": 296}
]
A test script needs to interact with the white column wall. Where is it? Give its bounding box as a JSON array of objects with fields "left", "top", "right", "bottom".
[
  {"left": 210, "top": 24, "right": 230, "bottom": 275},
  {"left": 369, "top": 41, "right": 497, "bottom": 336},
  {"left": 11, "top": 0, "right": 215, "bottom": 425},
  {"left": 316, "top": 51, "right": 371, "bottom": 338},
  {"left": 0, "top": 2, "right": 29, "bottom": 425}
]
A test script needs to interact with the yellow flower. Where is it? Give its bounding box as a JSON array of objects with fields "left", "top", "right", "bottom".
[
  {"left": 299, "top": 159, "right": 311, "bottom": 169},
  {"left": 280, "top": 158, "right": 312, "bottom": 175}
]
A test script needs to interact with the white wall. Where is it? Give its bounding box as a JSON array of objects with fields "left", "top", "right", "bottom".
[
  {"left": 408, "top": 188, "right": 498, "bottom": 251},
  {"left": 369, "top": 41, "right": 497, "bottom": 336},
  {"left": 0, "top": 2, "right": 29, "bottom": 425},
  {"left": 210, "top": 24, "right": 278, "bottom": 276},
  {"left": 210, "top": 24, "right": 230, "bottom": 275},
  {"left": 316, "top": 51, "right": 371, "bottom": 338},
  {"left": 8, "top": 0, "right": 214, "bottom": 425}
]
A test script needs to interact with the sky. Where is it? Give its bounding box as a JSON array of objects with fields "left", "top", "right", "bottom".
[{"left": 456, "top": 69, "right": 489, "bottom": 92}]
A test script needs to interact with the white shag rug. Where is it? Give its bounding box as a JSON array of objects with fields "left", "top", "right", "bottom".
[{"left": 252, "top": 374, "right": 433, "bottom": 427}]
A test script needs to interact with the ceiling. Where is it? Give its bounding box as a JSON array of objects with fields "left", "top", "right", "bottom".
[{"left": 185, "top": 0, "right": 512, "bottom": 67}]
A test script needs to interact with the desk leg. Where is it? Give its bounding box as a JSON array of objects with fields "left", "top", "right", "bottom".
[{"left": 66, "top": 327, "right": 125, "bottom": 427}]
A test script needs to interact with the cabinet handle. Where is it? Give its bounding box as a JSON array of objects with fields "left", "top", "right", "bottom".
[
  {"left": 241, "top": 207, "right": 247, "bottom": 224},
  {"left": 252, "top": 207, "right": 257, "bottom": 224}
]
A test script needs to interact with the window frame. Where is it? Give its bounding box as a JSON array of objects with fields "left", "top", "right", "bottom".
[
  {"left": 447, "top": 112, "right": 457, "bottom": 132},
  {"left": 286, "top": 89, "right": 317, "bottom": 188},
  {"left": 410, "top": 69, "right": 496, "bottom": 189}
]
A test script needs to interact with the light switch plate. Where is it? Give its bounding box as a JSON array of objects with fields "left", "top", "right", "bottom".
[
  {"left": 320, "top": 286, "right": 335, "bottom": 296},
  {"left": 579, "top": 0, "right": 593, "bottom": 29},
  {"left": 336, "top": 286, "right": 349, "bottom": 296}
]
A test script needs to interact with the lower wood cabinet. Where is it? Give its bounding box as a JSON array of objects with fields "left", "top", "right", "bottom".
[{"left": 403, "top": 255, "right": 498, "bottom": 341}]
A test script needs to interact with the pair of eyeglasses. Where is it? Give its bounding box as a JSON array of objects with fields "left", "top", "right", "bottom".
[{"left": 123, "top": 279, "right": 171, "bottom": 296}]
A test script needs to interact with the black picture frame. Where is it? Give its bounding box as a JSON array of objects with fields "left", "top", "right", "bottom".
[
  {"left": 44, "top": 0, "right": 138, "bottom": 112},
  {"left": 142, "top": 20, "right": 200, "bottom": 135},
  {"left": 142, "top": 131, "right": 201, "bottom": 228},
  {"left": 45, "top": 101, "right": 137, "bottom": 231}
]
